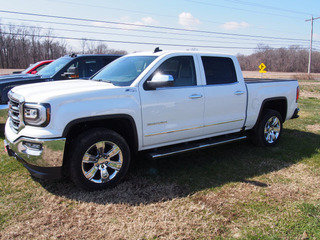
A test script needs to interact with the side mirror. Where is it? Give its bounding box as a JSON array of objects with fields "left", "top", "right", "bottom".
[
  {"left": 61, "top": 67, "right": 79, "bottom": 79},
  {"left": 31, "top": 70, "right": 37, "bottom": 74},
  {"left": 145, "top": 74, "right": 174, "bottom": 90}
]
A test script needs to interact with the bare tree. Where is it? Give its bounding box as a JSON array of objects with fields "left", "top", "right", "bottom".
[
  {"left": 238, "top": 44, "right": 320, "bottom": 73},
  {"left": 0, "top": 22, "right": 128, "bottom": 69}
]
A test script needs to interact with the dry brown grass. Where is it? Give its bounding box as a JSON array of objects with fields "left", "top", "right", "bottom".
[
  {"left": 299, "top": 80, "right": 320, "bottom": 99},
  {"left": 1, "top": 178, "right": 212, "bottom": 239},
  {"left": 193, "top": 163, "right": 320, "bottom": 238},
  {"left": 1, "top": 162, "right": 320, "bottom": 240},
  {"left": 1, "top": 71, "right": 320, "bottom": 239}
]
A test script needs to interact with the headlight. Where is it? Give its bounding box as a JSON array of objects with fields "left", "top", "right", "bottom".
[{"left": 23, "top": 103, "right": 50, "bottom": 127}]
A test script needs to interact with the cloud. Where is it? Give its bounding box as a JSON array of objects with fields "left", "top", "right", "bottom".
[
  {"left": 222, "top": 21, "right": 249, "bottom": 30},
  {"left": 178, "top": 12, "right": 201, "bottom": 29},
  {"left": 91, "top": 17, "right": 158, "bottom": 30},
  {"left": 91, "top": 22, "right": 108, "bottom": 27},
  {"left": 117, "top": 16, "right": 158, "bottom": 30},
  {"left": 141, "top": 17, "right": 157, "bottom": 25}
]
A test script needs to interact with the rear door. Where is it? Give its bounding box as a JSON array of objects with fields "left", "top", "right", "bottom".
[{"left": 199, "top": 55, "right": 247, "bottom": 135}]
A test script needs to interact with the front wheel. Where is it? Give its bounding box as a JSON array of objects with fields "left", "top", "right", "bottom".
[
  {"left": 252, "top": 109, "right": 283, "bottom": 147},
  {"left": 68, "top": 129, "right": 131, "bottom": 191}
]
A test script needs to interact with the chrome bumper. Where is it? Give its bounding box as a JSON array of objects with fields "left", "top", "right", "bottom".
[{"left": 4, "top": 135, "right": 66, "bottom": 179}]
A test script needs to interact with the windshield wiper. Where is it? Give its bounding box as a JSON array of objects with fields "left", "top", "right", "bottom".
[{"left": 92, "top": 79, "right": 113, "bottom": 84}]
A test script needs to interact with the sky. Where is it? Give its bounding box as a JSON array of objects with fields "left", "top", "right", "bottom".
[{"left": 0, "top": 0, "right": 320, "bottom": 56}]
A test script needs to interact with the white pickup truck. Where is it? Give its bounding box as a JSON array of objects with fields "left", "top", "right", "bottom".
[{"left": 4, "top": 49, "right": 299, "bottom": 190}]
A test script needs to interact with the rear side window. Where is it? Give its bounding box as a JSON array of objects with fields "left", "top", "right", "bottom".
[
  {"left": 82, "top": 59, "right": 98, "bottom": 78},
  {"left": 201, "top": 56, "right": 237, "bottom": 85}
]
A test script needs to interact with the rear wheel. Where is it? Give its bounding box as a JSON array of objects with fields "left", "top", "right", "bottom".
[
  {"left": 252, "top": 109, "right": 283, "bottom": 147},
  {"left": 69, "top": 129, "right": 130, "bottom": 191}
]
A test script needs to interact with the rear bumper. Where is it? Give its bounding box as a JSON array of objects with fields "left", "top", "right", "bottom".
[
  {"left": 4, "top": 135, "right": 66, "bottom": 179},
  {"left": 291, "top": 108, "right": 300, "bottom": 119}
]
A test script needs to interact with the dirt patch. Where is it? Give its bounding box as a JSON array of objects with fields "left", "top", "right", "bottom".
[
  {"left": 242, "top": 71, "right": 320, "bottom": 80},
  {"left": 306, "top": 124, "right": 320, "bottom": 133},
  {"left": 300, "top": 91, "right": 320, "bottom": 99},
  {"left": 298, "top": 80, "right": 320, "bottom": 99},
  {"left": 0, "top": 69, "right": 24, "bottom": 75},
  {"left": 299, "top": 81, "right": 320, "bottom": 86}
]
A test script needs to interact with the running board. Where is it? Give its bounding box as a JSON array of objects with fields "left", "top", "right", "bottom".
[{"left": 147, "top": 135, "right": 247, "bottom": 159}]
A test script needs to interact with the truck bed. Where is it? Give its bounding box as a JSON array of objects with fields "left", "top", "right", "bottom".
[{"left": 244, "top": 78, "right": 297, "bottom": 84}]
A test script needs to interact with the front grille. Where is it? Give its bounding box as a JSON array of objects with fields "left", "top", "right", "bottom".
[{"left": 8, "top": 92, "right": 23, "bottom": 132}]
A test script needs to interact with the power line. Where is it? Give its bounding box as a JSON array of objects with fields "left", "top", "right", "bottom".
[
  {"left": 183, "top": 0, "right": 306, "bottom": 20},
  {"left": 45, "top": 0, "right": 308, "bottom": 37},
  {"left": 3, "top": 16, "right": 315, "bottom": 45},
  {"left": 223, "top": 0, "right": 313, "bottom": 16},
  {"left": 0, "top": 9, "right": 315, "bottom": 43},
  {"left": 0, "top": 22, "right": 313, "bottom": 48},
  {"left": 0, "top": 32, "right": 310, "bottom": 51}
]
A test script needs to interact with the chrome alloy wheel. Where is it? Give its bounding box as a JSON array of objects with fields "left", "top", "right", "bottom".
[
  {"left": 81, "top": 141, "right": 123, "bottom": 184},
  {"left": 264, "top": 116, "right": 281, "bottom": 144}
]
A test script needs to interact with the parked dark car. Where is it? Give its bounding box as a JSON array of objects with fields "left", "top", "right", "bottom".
[{"left": 0, "top": 54, "right": 121, "bottom": 124}]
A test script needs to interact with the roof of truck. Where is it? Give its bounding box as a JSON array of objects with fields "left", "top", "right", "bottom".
[{"left": 127, "top": 49, "right": 235, "bottom": 58}]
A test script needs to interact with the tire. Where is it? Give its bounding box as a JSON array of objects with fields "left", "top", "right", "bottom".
[
  {"left": 252, "top": 109, "right": 283, "bottom": 147},
  {"left": 68, "top": 128, "right": 131, "bottom": 191}
]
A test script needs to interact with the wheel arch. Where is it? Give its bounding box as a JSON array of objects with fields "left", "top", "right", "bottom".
[
  {"left": 62, "top": 114, "right": 138, "bottom": 169},
  {"left": 254, "top": 97, "right": 287, "bottom": 128}
]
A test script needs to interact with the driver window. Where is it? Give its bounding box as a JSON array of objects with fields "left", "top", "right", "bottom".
[
  {"left": 151, "top": 56, "right": 197, "bottom": 87},
  {"left": 64, "top": 61, "right": 80, "bottom": 79}
]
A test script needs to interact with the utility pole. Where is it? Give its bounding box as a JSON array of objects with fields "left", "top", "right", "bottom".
[{"left": 306, "top": 16, "right": 320, "bottom": 75}]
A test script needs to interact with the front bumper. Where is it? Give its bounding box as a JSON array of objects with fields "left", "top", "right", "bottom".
[{"left": 4, "top": 134, "right": 66, "bottom": 179}]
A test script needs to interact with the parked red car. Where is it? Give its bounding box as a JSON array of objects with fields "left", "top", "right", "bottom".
[{"left": 13, "top": 60, "right": 54, "bottom": 74}]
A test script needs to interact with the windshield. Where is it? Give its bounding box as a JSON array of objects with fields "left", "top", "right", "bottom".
[
  {"left": 92, "top": 56, "right": 157, "bottom": 86},
  {"left": 37, "top": 57, "right": 72, "bottom": 78}
]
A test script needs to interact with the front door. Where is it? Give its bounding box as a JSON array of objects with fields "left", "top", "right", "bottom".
[{"left": 140, "top": 55, "right": 204, "bottom": 147}]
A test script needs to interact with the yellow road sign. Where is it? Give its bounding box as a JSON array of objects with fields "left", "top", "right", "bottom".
[{"left": 259, "top": 63, "right": 267, "bottom": 73}]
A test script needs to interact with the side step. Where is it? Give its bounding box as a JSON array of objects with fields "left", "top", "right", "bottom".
[{"left": 147, "top": 135, "right": 247, "bottom": 159}]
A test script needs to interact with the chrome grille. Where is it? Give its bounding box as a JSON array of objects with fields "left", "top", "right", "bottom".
[{"left": 8, "top": 92, "right": 24, "bottom": 132}]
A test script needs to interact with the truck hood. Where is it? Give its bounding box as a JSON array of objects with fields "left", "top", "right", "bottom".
[
  {"left": 0, "top": 73, "right": 42, "bottom": 84},
  {"left": 11, "top": 79, "right": 117, "bottom": 102}
]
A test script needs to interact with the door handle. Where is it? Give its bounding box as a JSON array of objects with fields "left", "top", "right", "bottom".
[
  {"left": 234, "top": 91, "right": 245, "bottom": 95},
  {"left": 189, "top": 94, "right": 203, "bottom": 99}
]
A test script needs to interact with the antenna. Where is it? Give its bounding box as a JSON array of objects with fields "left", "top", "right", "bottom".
[{"left": 154, "top": 47, "right": 162, "bottom": 53}]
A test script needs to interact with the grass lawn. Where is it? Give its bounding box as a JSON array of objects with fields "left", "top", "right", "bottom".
[{"left": 0, "top": 80, "right": 320, "bottom": 239}]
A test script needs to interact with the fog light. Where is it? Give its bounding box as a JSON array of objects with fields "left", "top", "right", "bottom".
[{"left": 23, "top": 141, "right": 42, "bottom": 150}]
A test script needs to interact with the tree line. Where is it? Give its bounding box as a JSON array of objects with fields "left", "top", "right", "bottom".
[
  {"left": 0, "top": 23, "right": 127, "bottom": 69},
  {"left": 1, "top": 22, "right": 320, "bottom": 73},
  {"left": 237, "top": 44, "right": 320, "bottom": 73}
]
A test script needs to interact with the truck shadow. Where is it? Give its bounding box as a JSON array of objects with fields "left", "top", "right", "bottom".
[{"left": 37, "top": 128, "right": 320, "bottom": 205}]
